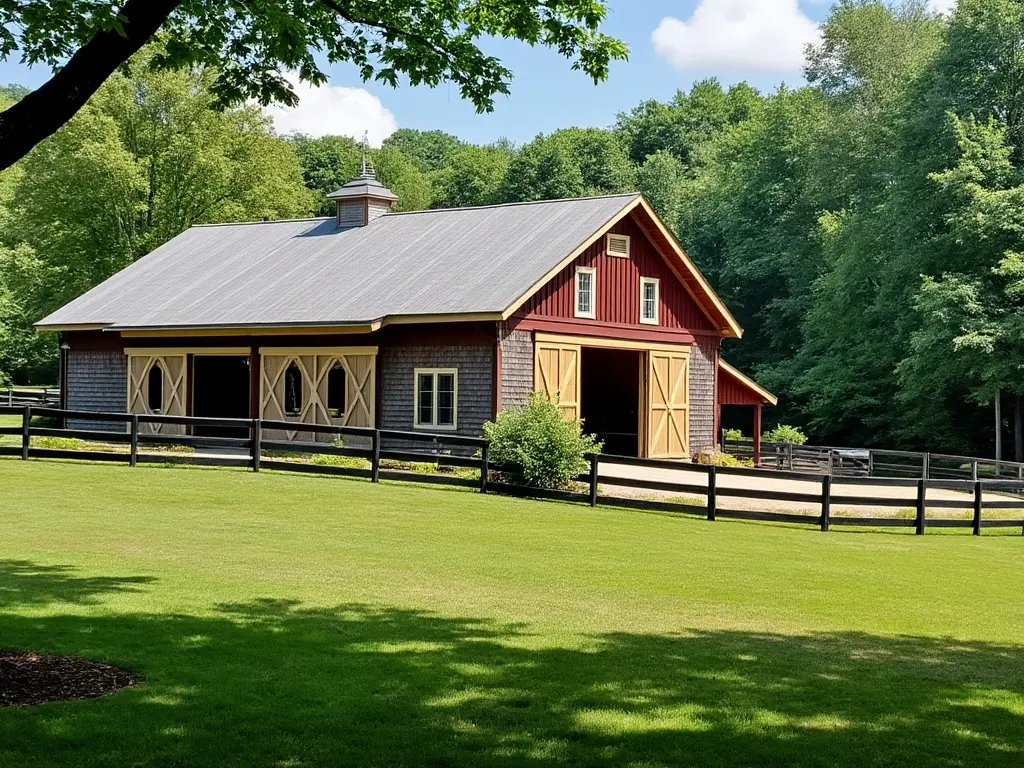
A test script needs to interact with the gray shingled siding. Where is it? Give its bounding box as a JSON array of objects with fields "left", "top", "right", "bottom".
[
  {"left": 689, "top": 338, "right": 717, "bottom": 454},
  {"left": 367, "top": 199, "right": 392, "bottom": 223},
  {"left": 66, "top": 349, "right": 127, "bottom": 432},
  {"left": 499, "top": 328, "right": 533, "bottom": 411},
  {"left": 379, "top": 345, "right": 494, "bottom": 454}
]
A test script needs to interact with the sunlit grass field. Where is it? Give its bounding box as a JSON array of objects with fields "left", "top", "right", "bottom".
[{"left": 0, "top": 459, "right": 1022, "bottom": 766}]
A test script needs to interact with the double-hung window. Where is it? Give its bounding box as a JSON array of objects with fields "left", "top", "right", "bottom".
[
  {"left": 575, "top": 267, "right": 596, "bottom": 319},
  {"left": 414, "top": 369, "right": 457, "bottom": 429},
  {"left": 640, "top": 277, "right": 660, "bottom": 325}
]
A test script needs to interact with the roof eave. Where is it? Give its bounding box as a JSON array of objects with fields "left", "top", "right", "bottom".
[{"left": 720, "top": 359, "right": 778, "bottom": 406}]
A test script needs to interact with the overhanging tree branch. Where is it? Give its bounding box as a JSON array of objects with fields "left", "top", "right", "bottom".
[{"left": 0, "top": 0, "right": 182, "bottom": 171}]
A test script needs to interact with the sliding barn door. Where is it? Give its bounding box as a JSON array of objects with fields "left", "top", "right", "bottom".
[
  {"left": 260, "top": 349, "right": 376, "bottom": 441},
  {"left": 646, "top": 349, "right": 690, "bottom": 459},
  {"left": 534, "top": 341, "right": 581, "bottom": 421},
  {"left": 126, "top": 352, "right": 187, "bottom": 435}
]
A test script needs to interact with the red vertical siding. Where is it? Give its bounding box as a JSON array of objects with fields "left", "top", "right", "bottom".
[
  {"left": 520, "top": 215, "right": 716, "bottom": 333},
  {"left": 719, "top": 367, "right": 767, "bottom": 405}
]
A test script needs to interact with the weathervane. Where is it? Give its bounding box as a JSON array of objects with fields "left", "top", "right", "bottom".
[{"left": 360, "top": 130, "right": 375, "bottom": 179}]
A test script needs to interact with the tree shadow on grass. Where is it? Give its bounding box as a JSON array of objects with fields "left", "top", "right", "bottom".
[
  {"left": 0, "top": 579, "right": 1021, "bottom": 766},
  {"left": 0, "top": 560, "right": 156, "bottom": 608}
]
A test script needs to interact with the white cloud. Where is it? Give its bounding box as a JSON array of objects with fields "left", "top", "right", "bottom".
[
  {"left": 652, "top": 0, "right": 821, "bottom": 71},
  {"left": 927, "top": 0, "right": 956, "bottom": 13},
  {"left": 264, "top": 76, "right": 397, "bottom": 145}
]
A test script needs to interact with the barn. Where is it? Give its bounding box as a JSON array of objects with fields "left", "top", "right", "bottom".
[{"left": 36, "top": 165, "right": 774, "bottom": 459}]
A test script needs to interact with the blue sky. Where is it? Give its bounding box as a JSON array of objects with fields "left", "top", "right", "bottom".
[{"left": 0, "top": 1, "right": 951, "bottom": 146}]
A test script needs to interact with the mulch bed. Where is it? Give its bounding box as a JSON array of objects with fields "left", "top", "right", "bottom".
[{"left": 0, "top": 650, "right": 135, "bottom": 707}]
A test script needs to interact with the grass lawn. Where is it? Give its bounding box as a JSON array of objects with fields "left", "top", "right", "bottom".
[{"left": 0, "top": 460, "right": 1022, "bottom": 766}]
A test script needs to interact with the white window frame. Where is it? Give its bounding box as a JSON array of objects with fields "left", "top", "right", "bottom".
[
  {"left": 575, "top": 266, "right": 597, "bottom": 319},
  {"left": 413, "top": 368, "right": 458, "bottom": 430},
  {"left": 606, "top": 233, "right": 631, "bottom": 258},
  {"left": 640, "top": 277, "right": 660, "bottom": 325}
]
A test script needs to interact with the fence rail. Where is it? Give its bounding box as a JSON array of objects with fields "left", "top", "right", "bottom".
[
  {"left": 4, "top": 406, "right": 1024, "bottom": 537},
  {"left": 3, "top": 388, "right": 60, "bottom": 408},
  {"left": 723, "top": 435, "right": 1024, "bottom": 483}
]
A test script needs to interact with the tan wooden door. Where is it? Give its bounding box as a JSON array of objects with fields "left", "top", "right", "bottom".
[
  {"left": 534, "top": 342, "right": 581, "bottom": 421},
  {"left": 127, "top": 353, "right": 187, "bottom": 435},
  {"left": 646, "top": 349, "right": 690, "bottom": 459},
  {"left": 260, "top": 350, "right": 376, "bottom": 441}
]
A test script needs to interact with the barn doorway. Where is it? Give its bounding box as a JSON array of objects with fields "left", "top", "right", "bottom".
[
  {"left": 580, "top": 347, "right": 641, "bottom": 456},
  {"left": 191, "top": 355, "right": 250, "bottom": 438}
]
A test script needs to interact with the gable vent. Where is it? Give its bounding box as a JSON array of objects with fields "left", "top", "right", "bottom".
[{"left": 607, "top": 233, "right": 631, "bottom": 258}]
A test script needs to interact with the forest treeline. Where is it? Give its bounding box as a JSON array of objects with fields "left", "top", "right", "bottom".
[{"left": 2, "top": 0, "right": 1022, "bottom": 455}]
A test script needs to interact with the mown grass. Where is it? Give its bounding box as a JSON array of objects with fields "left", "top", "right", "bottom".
[{"left": 0, "top": 459, "right": 1022, "bottom": 766}]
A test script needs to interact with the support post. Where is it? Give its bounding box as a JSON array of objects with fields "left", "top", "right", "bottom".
[
  {"left": 707, "top": 466, "right": 717, "bottom": 521},
  {"left": 821, "top": 474, "right": 832, "bottom": 532},
  {"left": 371, "top": 429, "right": 381, "bottom": 483},
  {"left": 972, "top": 461, "right": 979, "bottom": 482},
  {"left": 129, "top": 414, "right": 139, "bottom": 467},
  {"left": 588, "top": 454, "right": 599, "bottom": 507},
  {"left": 788, "top": 442, "right": 794, "bottom": 471},
  {"left": 752, "top": 404, "right": 762, "bottom": 467},
  {"left": 972, "top": 481, "right": 982, "bottom": 537},
  {"left": 995, "top": 390, "right": 1003, "bottom": 473},
  {"left": 480, "top": 442, "right": 490, "bottom": 494},
  {"left": 1016, "top": 394, "right": 1023, "bottom": 462},
  {"left": 868, "top": 450, "right": 874, "bottom": 477},
  {"left": 252, "top": 419, "right": 262, "bottom": 473},
  {"left": 922, "top": 452, "right": 930, "bottom": 481},
  {"left": 20, "top": 405, "right": 30, "bottom": 460},
  {"left": 916, "top": 479, "right": 927, "bottom": 536}
]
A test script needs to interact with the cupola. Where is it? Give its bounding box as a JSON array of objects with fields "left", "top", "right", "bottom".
[{"left": 327, "top": 150, "right": 398, "bottom": 229}]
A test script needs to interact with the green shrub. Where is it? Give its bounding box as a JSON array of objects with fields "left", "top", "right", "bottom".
[
  {"left": 483, "top": 392, "right": 601, "bottom": 489},
  {"left": 693, "top": 448, "right": 752, "bottom": 467},
  {"left": 723, "top": 428, "right": 745, "bottom": 441},
  {"left": 761, "top": 424, "right": 808, "bottom": 445}
]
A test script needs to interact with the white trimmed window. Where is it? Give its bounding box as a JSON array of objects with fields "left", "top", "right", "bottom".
[
  {"left": 414, "top": 368, "right": 458, "bottom": 429},
  {"left": 607, "top": 233, "right": 630, "bottom": 258},
  {"left": 575, "top": 267, "right": 596, "bottom": 319},
  {"left": 640, "top": 277, "right": 660, "bottom": 325}
]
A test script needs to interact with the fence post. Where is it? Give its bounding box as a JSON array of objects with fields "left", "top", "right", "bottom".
[
  {"left": 868, "top": 450, "right": 874, "bottom": 477},
  {"left": 922, "top": 452, "right": 930, "bottom": 480},
  {"left": 788, "top": 442, "right": 794, "bottom": 471},
  {"left": 707, "top": 466, "right": 717, "bottom": 521},
  {"left": 371, "top": 429, "right": 381, "bottom": 483},
  {"left": 6, "top": 388, "right": 11, "bottom": 407},
  {"left": 480, "top": 442, "right": 489, "bottom": 494},
  {"left": 588, "top": 454, "right": 599, "bottom": 507},
  {"left": 972, "top": 481, "right": 982, "bottom": 537},
  {"left": 820, "top": 474, "right": 832, "bottom": 532},
  {"left": 252, "top": 419, "right": 262, "bottom": 473},
  {"left": 20, "top": 405, "right": 30, "bottom": 460},
  {"left": 972, "top": 461, "right": 979, "bottom": 482},
  {"left": 915, "top": 479, "right": 927, "bottom": 536},
  {"left": 129, "top": 414, "right": 139, "bottom": 467},
  {"left": 827, "top": 449, "right": 834, "bottom": 476}
]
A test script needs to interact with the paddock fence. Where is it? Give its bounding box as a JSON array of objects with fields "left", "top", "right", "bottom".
[
  {"left": 723, "top": 435, "right": 1024, "bottom": 482},
  {"left": 3, "top": 388, "right": 60, "bottom": 408},
  {"left": 3, "top": 406, "right": 1023, "bottom": 536}
]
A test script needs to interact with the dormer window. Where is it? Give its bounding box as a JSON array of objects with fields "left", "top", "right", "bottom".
[{"left": 575, "top": 267, "right": 596, "bottom": 319}]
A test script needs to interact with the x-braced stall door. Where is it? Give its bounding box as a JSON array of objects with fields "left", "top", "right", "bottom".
[
  {"left": 646, "top": 349, "right": 690, "bottom": 459},
  {"left": 260, "top": 349, "right": 376, "bottom": 441},
  {"left": 534, "top": 341, "right": 581, "bottom": 421},
  {"left": 127, "top": 352, "right": 187, "bottom": 435}
]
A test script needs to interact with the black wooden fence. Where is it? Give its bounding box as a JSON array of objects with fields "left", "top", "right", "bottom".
[
  {"left": 4, "top": 406, "right": 1024, "bottom": 536},
  {"left": 724, "top": 435, "right": 1024, "bottom": 481},
  {"left": 2, "top": 388, "right": 60, "bottom": 408}
]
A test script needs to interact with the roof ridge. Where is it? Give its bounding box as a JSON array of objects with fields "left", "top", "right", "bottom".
[
  {"left": 382, "top": 192, "right": 641, "bottom": 218},
  {"left": 192, "top": 217, "right": 334, "bottom": 228}
]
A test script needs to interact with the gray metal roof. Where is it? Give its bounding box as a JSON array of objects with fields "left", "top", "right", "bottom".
[{"left": 38, "top": 193, "right": 640, "bottom": 330}]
